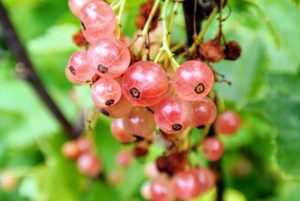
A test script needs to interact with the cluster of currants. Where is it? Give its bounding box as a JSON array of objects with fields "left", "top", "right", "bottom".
[
  {"left": 140, "top": 161, "right": 215, "bottom": 201},
  {"left": 62, "top": 137, "right": 101, "bottom": 177},
  {"left": 66, "top": 0, "right": 243, "bottom": 197}
]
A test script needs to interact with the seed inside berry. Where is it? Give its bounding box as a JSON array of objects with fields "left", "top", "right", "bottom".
[
  {"left": 97, "top": 64, "right": 109, "bottom": 73},
  {"left": 100, "top": 108, "right": 109, "bottom": 116},
  {"left": 80, "top": 21, "right": 86, "bottom": 31},
  {"left": 105, "top": 99, "right": 115, "bottom": 106},
  {"left": 194, "top": 83, "right": 205, "bottom": 94},
  {"left": 172, "top": 124, "right": 182, "bottom": 131},
  {"left": 130, "top": 87, "right": 141, "bottom": 99},
  {"left": 69, "top": 66, "right": 76, "bottom": 75}
]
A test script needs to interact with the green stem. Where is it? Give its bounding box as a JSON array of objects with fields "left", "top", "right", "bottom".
[
  {"left": 141, "top": 0, "right": 161, "bottom": 36},
  {"left": 116, "top": 0, "right": 126, "bottom": 39},
  {"left": 154, "top": 0, "right": 179, "bottom": 68},
  {"left": 167, "top": 1, "right": 179, "bottom": 45},
  {"left": 188, "top": 7, "right": 218, "bottom": 56}
]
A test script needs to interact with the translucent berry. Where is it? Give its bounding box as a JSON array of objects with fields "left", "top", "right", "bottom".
[
  {"left": 65, "top": 51, "right": 95, "bottom": 84},
  {"left": 91, "top": 77, "right": 122, "bottom": 107},
  {"left": 68, "top": 0, "right": 94, "bottom": 18},
  {"left": 202, "top": 137, "right": 224, "bottom": 161},
  {"left": 144, "top": 161, "right": 160, "bottom": 179},
  {"left": 80, "top": 0, "right": 116, "bottom": 43},
  {"left": 116, "top": 150, "right": 133, "bottom": 167},
  {"left": 154, "top": 96, "right": 193, "bottom": 134},
  {"left": 141, "top": 181, "right": 152, "bottom": 200},
  {"left": 76, "top": 137, "right": 92, "bottom": 153},
  {"left": 122, "top": 61, "right": 169, "bottom": 106},
  {"left": 111, "top": 118, "right": 137, "bottom": 143},
  {"left": 215, "top": 111, "right": 241, "bottom": 135},
  {"left": 77, "top": 153, "right": 101, "bottom": 177},
  {"left": 192, "top": 97, "right": 217, "bottom": 127},
  {"left": 0, "top": 171, "right": 18, "bottom": 191},
  {"left": 193, "top": 167, "right": 215, "bottom": 194},
  {"left": 62, "top": 141, "right": 81, "bottom": 159},
  {"left": 172, "top": 171, "right": 202, "bottom": 200},
  {"left": 100, "top": 95, "right": 133, "bottom": 118},
  {"left": 87, "top": 38, "right": 130, "bottom": 78},
  {"left": 173, "top": 60, "right": 214, "bottom": 101},
  {"left": 150, "top": 176, "right": 175, "bottom": 201},
  {"left": 123, "top": 107, "right": 156, "bottom": 138},
  {"left": 107, "top": 171, "right": 123, "bottom": 186}
]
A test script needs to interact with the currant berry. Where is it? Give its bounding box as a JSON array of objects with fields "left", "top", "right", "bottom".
[
  {"left": 116, "top": 150, "right": 133, "bottom": 167},
  {"left": 192, "top": 97, "right": 217, "bottom": 127},
  {"left": 150, "top": 175, "right": 175, "bottom": 201},
  {"left": 122, "top": 61, "right": 169, "bottom": 106},
  {"left": 202, "top": 137, "right": 224, "bottom": 161},
  {"left": 91, "top": 77, "right": 122, "bottom": 107},
  {"left": 65, "top": 51, "right": 95, "bottom": 84},
  {"left": 215, "top": 111, "right": 242, "bottom": 135},
  {"left": 100, "top": 95, "right": 133, "bottom": 118},
  {"left": 173, "top": 60, "right": 214, "bottom": 101},
  {"left": 77, "top": 153, "right": 102, "bottom": 177},
  {"left": 172, "top": 171, "right": 202, "bottom": 200},
  {"left": 79, "top": 0, "right": 116, "bottom": 43},
  {"left": 144, "top": 161, "right": 159, "bottom": 179},
  {"left": 68, "top": 0, "right": 95, "bottom": 18},
  {"left": 107, "top": 171, "right": 123, "bottom": 186},
  {"left": 76, "top": 137, "right": 92, "bottom": 153},
  {"left": 192, "top": 167, "right": 215, "bottom": 194},
  {"left": 87, "top": 38, "right": 130, "bottom": 78},
  {"left": 154, "top": 96, "right": 193, "bottom": 134},
  {"left": 141, "top": 181, "right": 152, "bottom": 200},
  {"left": 0, "top": 171, "right": 18, "bottom": 191},
  {"left": 111, "top": 118, "right": 137, "bottom": 143},
  {"left": 123, "top": 107, "right": 156, "bottom": 138},
  {"left": 62, "top": 141, "right": 81, "bottom": 159}
]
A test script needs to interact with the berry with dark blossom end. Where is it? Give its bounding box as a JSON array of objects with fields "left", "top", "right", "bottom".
[
  {"left": 224, "top": 41, "right": 242, "bottom": 60},
  {"left": 200, "top": 38, "right": 225, "bottom": 62}
]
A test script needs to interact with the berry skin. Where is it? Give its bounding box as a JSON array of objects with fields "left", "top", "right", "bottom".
[
  {"left": 224, "top": 41, "right": 242, "bottom": 60},
  {"left": 173, "top": 60, "right": 214, "bottom": 101},
  {"left": 150, "top": 176, "right": 175, "bottom": 201},
  {"left": 111, "top": 118, "right": 137, "bottom": 143},
  {"left": 215, "top": 111, "right": 242, "bottom": 135},
  {"left": 79, "top": 0, "right": 116, "bottom": 43},
  {"left": 116, "top": 150, "right": 133, "bottom": 167},
  {"left": 154, "top": 96, "right": 193, "bottom": 134},
  {"left": 76, "top": 137, "right": 92, "bottom": 153},
  {"left": 68, "top": 0, "right": 94, "bottom": 18},
  {"left": 65, "top": 51, "right": 95, "bottom": 84},
  {"left": 192, "top": 167, "right": 215, "bottom": 194},
  {"left": 141, "top": 181, "right": 152, "bottom": 200},
  {"left": 87, "top": 38, "right": 130, "bottom": 78},
  {"left": 62, "top": 141, "right": 81, "bottom": 159},
  {"left": 100, "top": 95, "right": 133, "bottom": 118},
  {"left": 172, "top": 171, "right": 202, "bottom": 200},
  {"left": 144, "top": 162, "right": 160, "bottom": 179},
  {"left": 91, "top": 77, "right": 122, "bottom": 107},
  {"left": 77, "top": 153, "right": 102, "bottom": 177},
  {"left": 202, "top": 137, "right": 224, "bottom": 161},
  {"left": 123, "top": 107, "right": 156, "bottom": 138},
  {"left": 122, "top": 61, "right": 169, "bottom": 106},
  {"left": 192, "top": 97, "right": 217, "bottom": 127},
  {"left": 0, "top": 171, "right": 18, "bottom": 191},
  {"left": 199, "top": 38, "right": 225, "bottom": 62}
]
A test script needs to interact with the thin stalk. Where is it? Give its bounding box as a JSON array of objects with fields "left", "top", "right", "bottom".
[{"left": 116, "top": 0, "right": 126, "bottom": 39}]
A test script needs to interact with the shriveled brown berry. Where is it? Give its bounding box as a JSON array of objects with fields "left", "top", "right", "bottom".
[
  {"left": 224, "top": 41, "right": 242, "bottom": 60},
  {"left": 200, "top": 38, "right": 225, "bottom": 62},
  {"left": 133, "top": 146, "right": 149, "bottom": 158},
  {"left": 156, "top": 152, "right": 187, "bottom": 176},
  {"left": 136, "top": 0, "right": 160, "bottom": 30},
  {"left": 73, "top": 30, "right": 89, "bottom": 48}
]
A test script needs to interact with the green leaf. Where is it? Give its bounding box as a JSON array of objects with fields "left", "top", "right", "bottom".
[{"left": 247, "top": 72, "right": 300, "bottom": 175}]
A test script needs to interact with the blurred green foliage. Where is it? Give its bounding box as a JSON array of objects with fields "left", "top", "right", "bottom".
[{"left": 0, "top": 0, "right": 300, "bottom": 201}]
